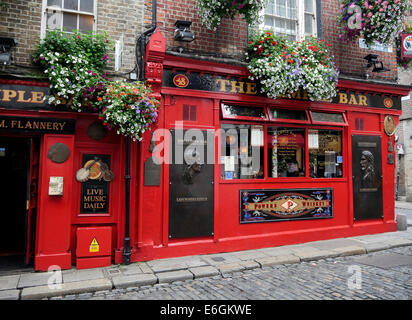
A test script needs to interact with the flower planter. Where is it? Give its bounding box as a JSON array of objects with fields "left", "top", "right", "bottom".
[{"left": 246, "top": 32, "right": 339, "bottom": 101}]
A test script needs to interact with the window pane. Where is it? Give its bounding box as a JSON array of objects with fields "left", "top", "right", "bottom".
[
  {"left": 309, "top": 130, "right": 342, "bottom": 178},
  {"left": 221, "top": 124, "right": 264, "bottom": 180},
  {"left": 311, "top": 112, "right": 345, "bottom": 123},
  {"left": 63, "top": 12, "right": 77, "bottom": 32},
  {"left": 288, "top": 0, "right": 296, "bottom": 18},
  {"left": 277, "top": 0, "right": 286, "bottom": 17},
  {"left": 222, "top": 105, "right": 266, "bottom": 119},
  {"left": 47, "top": 0, "right": 62, "bottom": 8},
  {"left": 80, "top": 0, "right": 94, "bottom": 12},
  {"left": 265, "top": 1, "right": 274, "bottom": 15},
  {"left": 79, "top": 15, "right": 93, "bottom": 32},
  {"left": 305, "top": 14, "right": 313, "bottom": 35},
  {"left": 270, "top": 108, "right": 307, "bottom": 121},
  {"left": 268, "top": 127, "right": 305, "bottom": 177},
  {"left": 264, "top": 16, "right": 274, "bottom": 29},
  {"left": 47, "top": 11, "right": 62, "bottom": 30},
  {"left": 304, "top": 0, "right": 314, "bottom": 13},
  {"left": 64, "top": 0, "right": 78, "bottom": 10}
]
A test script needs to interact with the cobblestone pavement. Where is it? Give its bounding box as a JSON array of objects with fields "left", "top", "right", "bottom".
[{"left": 52, "top": 246, "right": 412, "bottom": 300}]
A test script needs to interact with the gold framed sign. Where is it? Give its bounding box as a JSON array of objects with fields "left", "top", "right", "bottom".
[{"left": 384, "top": 115, "right": 396, "bottom": 136}]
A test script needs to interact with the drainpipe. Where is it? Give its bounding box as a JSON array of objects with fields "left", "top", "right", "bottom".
[{"left": 123, "top": 0, "right": 157, "bottom": 265}]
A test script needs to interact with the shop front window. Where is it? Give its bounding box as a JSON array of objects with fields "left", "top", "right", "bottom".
[
  {"left": 268, "top": 127, "right": 305, "bottom": 177},
  {"left": 309, "top": 129, "right": 343, "bottom": 178},
  {"left": 221, "top": 124, "right": 264, "bottom": 180}
]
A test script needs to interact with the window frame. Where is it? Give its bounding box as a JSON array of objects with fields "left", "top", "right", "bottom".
[
  {"left": 309, "top": 110, "right": 348, "bottom": 127},
  {"left": 258, "top": 0, "right": 318, "bottom": 41},
  {"left": 268, "top": 106, "right": 311, "bottom": 125},
  {"left": 219, "top": 102, "right": 347, "bottom": 183},
  {"left": 40, "top": 0, "right": 97, "bottom": 38},
  {"left": 221, "top": 102, "right": 270, "bottom": 122}
]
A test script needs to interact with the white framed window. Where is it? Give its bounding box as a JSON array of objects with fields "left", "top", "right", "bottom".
[
  {"left": 40, "top": 0, "right": 97, "bottom": 38},
  {"left": 260, "top": 0, "right": 317, "bottom": 40}
]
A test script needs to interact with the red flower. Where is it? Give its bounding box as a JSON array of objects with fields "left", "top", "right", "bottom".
[{"left": 272, "top": 41, "right": 277, "bottom": 45}]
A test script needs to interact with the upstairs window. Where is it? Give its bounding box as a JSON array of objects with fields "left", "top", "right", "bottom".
[
  {"left": 259, "top": 0, "right": 317, "bottom": 40},
  {"left": 41, "top": 0, "right": 96, "bottom": 37}
]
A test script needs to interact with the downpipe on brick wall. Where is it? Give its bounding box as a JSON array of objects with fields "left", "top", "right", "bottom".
[{"left": 123, "top": 0, "right": 157, "bottom": 265}]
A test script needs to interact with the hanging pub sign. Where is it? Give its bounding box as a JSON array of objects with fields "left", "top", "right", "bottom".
[
  {"left": 78, "top": 154, "right": 114, "bottom": 214},
  {"left": 240, "top": 188, "right": 333, "bottom": 223},
  {"left": 401, "top": 33, "right": 412, "bottom": 58},
  {"left": 163, "top": 69, "right": 401, "bottom": 110}
]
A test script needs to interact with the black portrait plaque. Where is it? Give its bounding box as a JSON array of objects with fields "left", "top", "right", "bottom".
[{"left": 168, "top": 129, "right": 214, "bottom": 238}]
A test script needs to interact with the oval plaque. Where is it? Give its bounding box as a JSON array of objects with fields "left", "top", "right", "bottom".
[
  {"left": 47, "top": 143, "right": 70, "bottom": 163},
  {"left": 384, "top": 115, "right": 396, "bottom": 136},
  {"left": 87, "top": 121, "right": 107, "bottom": 141}
]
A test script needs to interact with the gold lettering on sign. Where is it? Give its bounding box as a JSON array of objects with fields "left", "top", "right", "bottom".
[
  {"left": 339, "top": 93, "right": 348, "bottom": 104},
  {"left": 83, "top": 188, "right": 107, "bottom": 209},
  {"left": 0, "top": 118, "right": 67, "bottom": 132},
  {"left": 348, "top": 94, "right": 358, "bottom": 105},
  {"left": 230, "top": 81, "right": 245, "bottom": 94},
  {"left": 1, "top": 90, "right": 17, "bottom": 101},
  {"left": 17, "top": 90, "right": 31, "bottom": 103},
  {"left": 0, "top": 89, "right": 45, "bottom": 104},
  {"left": 215, "top": 79, "right": 257, "bottom": 95}
]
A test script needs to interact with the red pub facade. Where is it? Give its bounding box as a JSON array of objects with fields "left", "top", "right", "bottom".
[{"left": 0, "top": 0, "right": 411, "bottom": 272}]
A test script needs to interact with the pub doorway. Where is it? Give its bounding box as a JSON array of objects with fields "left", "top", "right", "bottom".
[{"left": 0, "top": 136, "right": 39, "bottom": 273}]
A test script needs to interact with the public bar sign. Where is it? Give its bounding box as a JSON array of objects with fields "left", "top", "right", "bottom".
[
  {"left": 0, "top": 115, "right": 75, "bottom": 134},
  {"left": 163, "top": 69, "right": 401, "bottom": 110},
  {"left": 240, "top": 188, "right": 333, "bottom": 223}
]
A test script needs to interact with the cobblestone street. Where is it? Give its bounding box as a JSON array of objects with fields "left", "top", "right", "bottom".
[{"left": 53, "top": 246, "right": 412, "bottom": 301}]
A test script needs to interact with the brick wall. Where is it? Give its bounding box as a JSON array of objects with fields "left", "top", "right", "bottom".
[
  {"left": 321, "top": 0, "right": 398, "bottom": 82},
  {"left": 155, "top": 0, "right": 398, "bottom": 81},
  {"left": 0, "top": 0, "right": 145, "bottom": 77},
  {"left": 155, "top": 0, "right": 248, "bottom": 61}
]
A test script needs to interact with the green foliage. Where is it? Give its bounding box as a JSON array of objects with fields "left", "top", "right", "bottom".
[{"left": 32, "top": 30, "right": 159, "bottom": 141}]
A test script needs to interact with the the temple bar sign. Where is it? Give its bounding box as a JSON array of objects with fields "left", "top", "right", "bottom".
[
  {"left": 0, "top": 116, "right": 75, "bottom": 134},
  {"left": 163, "top": 69, "right": 401, "bottom": 110}
]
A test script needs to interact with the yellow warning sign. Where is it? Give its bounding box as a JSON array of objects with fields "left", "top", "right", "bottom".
[{"left": 89, "top": 238, "right": 100, "bottom": 253}]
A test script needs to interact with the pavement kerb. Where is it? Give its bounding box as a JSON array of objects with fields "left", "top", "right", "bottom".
[{"left": 2, "top": 233, "right": 412, "bottom": 300}]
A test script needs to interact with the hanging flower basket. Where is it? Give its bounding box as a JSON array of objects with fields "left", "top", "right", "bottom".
[
  {"left": 98, "top": 81, "right": 159, "bottom": 142},
  {"left": 337, "top": 0, "right": 410, "bottom": 46},
  {"left": 33, "top": 30, "right": 160, "bottom": 141},
  {"left": 246, "top": 32, "right": 340, "bottom": 101},
  {"left": 196, "top": 0, "right": 265, "bottom": 30},
  {"left": 396, "top": 23, "right": 412, "bottom": 70}
]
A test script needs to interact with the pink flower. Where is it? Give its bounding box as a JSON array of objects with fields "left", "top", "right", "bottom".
[
  {"left": 367, "top": 12, "right": 373, "bottom": 17},
  {"left": 379, "top": 8, "right": 384, "bottom": 12}
]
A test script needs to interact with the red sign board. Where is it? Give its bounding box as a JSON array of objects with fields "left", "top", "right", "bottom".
[{"left": 401, "top": 33, "right": 412, "bottom": 58}]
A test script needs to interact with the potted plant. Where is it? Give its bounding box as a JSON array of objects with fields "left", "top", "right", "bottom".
[
  {"left": 196, "top": 0, "right": 265, "bottom": 30},
  {"left": 246, "top": 31, "right": 339, "bottom": 101},
  {"left": 337, "top": 0, "right": 410, "bottom": 46}
]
